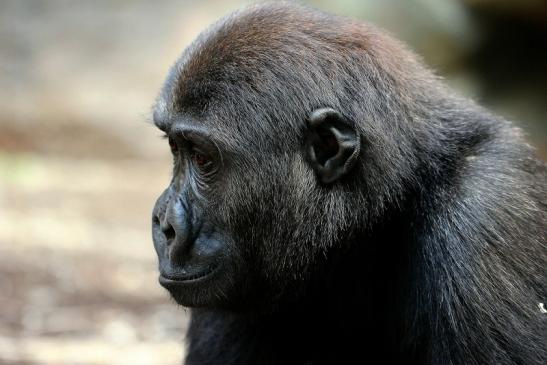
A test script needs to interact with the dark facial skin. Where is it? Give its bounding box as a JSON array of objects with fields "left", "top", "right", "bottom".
[{"left": 151, "top": 120, "right": 243, "bottom": 308}]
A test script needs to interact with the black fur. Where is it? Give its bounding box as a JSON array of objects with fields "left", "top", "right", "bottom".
[{"left": 151, "top": 3, "right": 547, "bottom": 364}]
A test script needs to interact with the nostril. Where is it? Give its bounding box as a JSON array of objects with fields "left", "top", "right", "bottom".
[
  {"left": 158, "top": 210, "right": 178, "bottom": 244},
  {"left": 162, "top": 223, "right": 176, "bottom": 242}
]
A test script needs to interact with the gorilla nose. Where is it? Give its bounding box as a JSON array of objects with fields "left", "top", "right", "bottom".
[{"left": 160, "top": 201, "right": 195, "bottom": 263}]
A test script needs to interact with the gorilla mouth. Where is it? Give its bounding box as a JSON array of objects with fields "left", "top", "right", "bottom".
[{"left": 159, "top": 265, "right": 218, "bottom": 286}]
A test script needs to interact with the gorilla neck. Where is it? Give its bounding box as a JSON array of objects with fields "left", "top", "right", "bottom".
[{"left": 189, "top": 215, "right": 415, "bottom": 364}]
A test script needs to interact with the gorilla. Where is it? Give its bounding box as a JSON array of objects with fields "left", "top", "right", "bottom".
[{"left": 151, "top": 3, "right": 546, "bottom": 365}]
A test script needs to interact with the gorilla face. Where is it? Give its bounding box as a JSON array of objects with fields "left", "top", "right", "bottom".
[
  {"left": 151, "top": 119, "right": 244, "bottom": 308},
  {"left": 151, "top": 103, "right": 361, "bottom": 308}
]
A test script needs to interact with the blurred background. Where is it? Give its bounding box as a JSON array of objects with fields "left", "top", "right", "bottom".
[{"left": 0, "top": 0, "right": 545, "bottom": 364}]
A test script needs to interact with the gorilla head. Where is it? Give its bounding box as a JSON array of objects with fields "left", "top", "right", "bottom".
[
  {"left": 151, "top": 3, "right": 546, "bottom": 364},
  {"left": 150, "top": 5, "right": 415, "bottom": 309}
]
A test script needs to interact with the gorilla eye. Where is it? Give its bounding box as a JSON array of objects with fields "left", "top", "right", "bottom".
[
  {"left": 191, "top": 151, "right": 212, "bottom": 170},
  {"left": 168, "top": 136, "right": 178, "bottom": 152}
]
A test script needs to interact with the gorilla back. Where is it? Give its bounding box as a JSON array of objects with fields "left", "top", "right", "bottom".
[{"left": 151, "top": 3, "right": 546, "bottom": 364}]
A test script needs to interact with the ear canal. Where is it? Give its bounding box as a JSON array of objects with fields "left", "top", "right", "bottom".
[{"left": 306, "top": 108, "right": 361, "bottom": 184}]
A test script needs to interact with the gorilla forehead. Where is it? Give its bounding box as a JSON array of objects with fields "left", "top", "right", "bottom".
[
  {"left": 153, "top": 3, "right": 378, "bottom": 137},
  {"left": 152, "top": 2, "right": 424, "bottom": 153}
]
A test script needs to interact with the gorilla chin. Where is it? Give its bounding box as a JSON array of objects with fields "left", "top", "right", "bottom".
[{"left": 158, "top": 266, "right": 222, "bottom": 307}]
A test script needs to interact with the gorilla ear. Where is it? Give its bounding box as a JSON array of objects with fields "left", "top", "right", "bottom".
[{"left": 305, "top": 108, "right": 361, "bottom": 184}]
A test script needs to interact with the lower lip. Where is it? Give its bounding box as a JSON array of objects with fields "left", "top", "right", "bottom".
[{"left": 159, "top": 266, "right": 218, "bottom": 287}]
